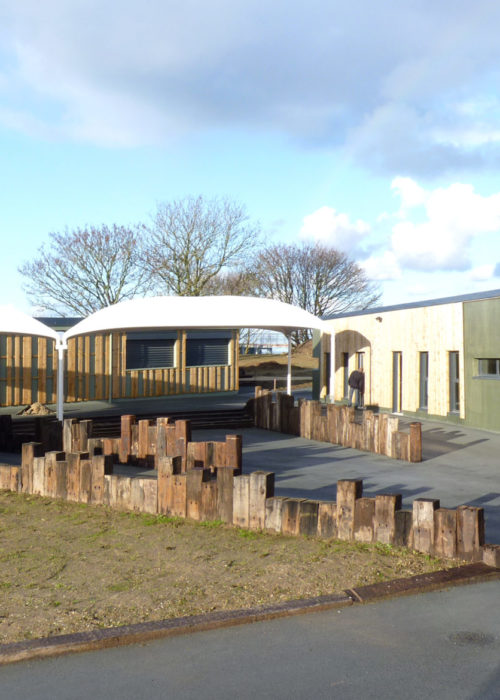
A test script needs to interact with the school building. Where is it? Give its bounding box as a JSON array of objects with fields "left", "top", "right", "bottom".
[{"left": 316, "top": 289, "right": 500, "bottom": 432}]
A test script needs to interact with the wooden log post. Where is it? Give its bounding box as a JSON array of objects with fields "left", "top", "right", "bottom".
[
  {"left": 299, "top": 500, "right": 319, "bottom": 537},
  {"left": 409, "top": 423, "right": 422, "bottom": 463},
  {"left": 395, "top": 510, "right": 413, "bottom": 547},
  {"left": 62, "top": 418, "right": 77, "bottom": 453},
  {"left": 10, "top": 467, "right": 21, "bottom": 493},
  {"left": 91, "top": 454, "right": 113, "bottom": 505},
  {"left": 186, "top": 468, "right": 209, "bottom": 521},
  {"left": 45, "top": 451, "right": 65, "bottom": 499},
  {"left": 412, "top": 498, "right": 440, "bottom": 554},
  {"left": 434, "top": 508, "right": 458, "bottom": 559},
  {"left": 265, "top": 497, "right": 288, "bottom": 533},
  {"left": 482, "top": 544, "right": 500, "bottom": 568},
  {"left": 377, "top": 413, "right": 388, "bottom": 455},
  {"left": 386, "top": 416, "right": 399, "bottom": 458},
  {"left": 155, "top": 423, "right": 167, "bottom": 468},
  {"left": 457, "top": 505, "right": 485, "bottom": 562},
  {"left": 353, "top": 497, "right": 376, "bottom": 543},
  {"left": 79, "top": 459, "right": 92, "bottom": 504},
  {"left": 326, "top": 404, "right": 339, "bottom": 445},
  {"left": 32, "top": 457, "right": 46, "bottom": 496},
  {"left": 336, "top": 479, "right": 363, "bottom": 540},
  {"left": 175, "top": 420, "right": 191, "bottom": 472},
  {"left": 138, "top": 419, "right": 151, "bottom": 464},
  {"left": 157, "top": 455, "right": 182, "bottom": 515},
  {"left": 165, "top": 425, "right": 177, "bottom": 457},
  {"left": 67, "top": 451, "right": 89, "bottom": 502},
  {"left": 78, "top": 420, "right": 93, "bottom": 452},
  {"left": 281, "top": 498, "right": 306, "bottom": 536},
  {"left": 317, "top": 502, "right": 337, "bottom": 538},
  {"left": 249, "top": 471, "right": 275, "bottom": 530},
  {"left": 374, "top": 493, "right": 403, "bottom": 545},
  {"left": 200, "top": 475, "right": 217, "bottom": 521},
  {"left": 225, "top": 435, "right": 242, "bottom": 471},
  {"left": 217, "top": 467, "right": 239, "bottom": 523},
  {"left": 54, "top": 461, "right": 68, "bottom": 499},
  {"left": 147, "top": 426, "right": 157, "bottom": 468},
  {"left": 21, "top": 442, "right": 43, "bottom": 494},
  {"left": 120, "top": 415, "right": 136, "bottom": 464},
  {"left": 232, "top": 474, "right": 250, "bottom": 528}
]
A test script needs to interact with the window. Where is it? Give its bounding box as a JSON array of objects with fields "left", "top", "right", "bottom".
[
  {"left": 342, "top": 352, "right": 349, "bottom": 399},
  {"left": 449, "top": 351, "right": 460, "bottom": 413},
  {"left": 419, "top": 352, "right": 428, "bottom": 410},
  {"left": 356, "top": 352, "right": 364, "bottom": 369},
  {"left": 126, "top": 332, "right": 176, "bottom": 370},
  {"left": 476, "top": 359, "right": 500, "bottom": 377},
  {"left": 186, "top": 331, "right": 231, "bottom": 367}
]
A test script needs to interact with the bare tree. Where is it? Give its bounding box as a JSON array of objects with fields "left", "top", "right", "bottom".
[
  {"left": 19, "top": 224, "right": 150, "bottom": 315},
  {"left": 143, "top": 196, "right": 261, "bottom": 296},
  {"left": 253, "top": 242, "right": 381, "bottom": 344}
]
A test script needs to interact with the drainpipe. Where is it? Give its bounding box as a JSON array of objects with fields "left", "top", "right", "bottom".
[{"left": 329, "top": 331, "right": 335, "bottom": 401}]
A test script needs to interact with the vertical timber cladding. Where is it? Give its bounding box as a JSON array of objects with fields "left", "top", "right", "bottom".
[
  {"left": 463, "top": 297, "right": 500, "bottom": 431},
  {"left": 0, "top": 334, "right": 56, "bottom": 407},
  {"left": 325, "top": 302, "right": 465, "bottom": 419},
  {"left": 64, "top": 328, "right": 238, "bottom": 402}
]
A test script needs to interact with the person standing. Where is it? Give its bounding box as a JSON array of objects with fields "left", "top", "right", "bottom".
[{"left": 347, "top": 367, "right": 365, "bottom": 408}]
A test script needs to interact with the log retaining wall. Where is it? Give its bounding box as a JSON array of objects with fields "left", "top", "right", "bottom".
[
  {"left": 1, "top": 421, "right": 499, "bottom": 567},
  {"left": 251, "top": 389, "right": 422, "bottom": 462}
]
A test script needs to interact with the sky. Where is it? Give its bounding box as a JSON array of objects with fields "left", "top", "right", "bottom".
[{"left": 2, "top": 0, "right": 500, "bottom": 314}]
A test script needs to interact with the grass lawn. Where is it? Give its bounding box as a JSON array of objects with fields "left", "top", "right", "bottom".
[{"left": 0, "top": 491, "right": 457, "bottom": 644}]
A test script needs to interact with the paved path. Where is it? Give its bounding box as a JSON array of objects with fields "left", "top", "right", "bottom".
[
  {"left": 195, "top": 416, "right": 500, "bottom": 544},
  {"left": 2, "top": 580, "right": 499, "bottom": 699}
]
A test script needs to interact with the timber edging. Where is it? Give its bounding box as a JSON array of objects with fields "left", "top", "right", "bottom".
[{"left": 250, "top": 389, "right": 422, "bottom": 462}]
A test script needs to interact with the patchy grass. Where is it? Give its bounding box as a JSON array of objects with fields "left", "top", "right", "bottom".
[{"left": 0, "top": 491, "right": 457, "bottom": 644}]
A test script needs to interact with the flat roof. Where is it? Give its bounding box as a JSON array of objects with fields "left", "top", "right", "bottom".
[{"left": 323, "top": 288, "right": 500, "bottom": 320}]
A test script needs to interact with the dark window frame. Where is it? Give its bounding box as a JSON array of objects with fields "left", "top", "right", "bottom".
[
  {"left": 419, "top": 351, "right": 429, "bottom": 411},
  {"left": 126, "top": 332, "right": 177, "bottom": 371},
  {"left": 476, "top": 358, "right": 500, "bottom": 378},
  {"left": 449, "top": 351, "right": 460, "bottom": 413}
]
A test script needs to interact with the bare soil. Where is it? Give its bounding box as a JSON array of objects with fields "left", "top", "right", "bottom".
[{"left": 0, "top": 491, "right": 456, "bottom": 644}]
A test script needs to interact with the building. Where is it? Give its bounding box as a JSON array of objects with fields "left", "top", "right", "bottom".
[
  {"left": 316, "top": 289, "right": 500, "bottom": 432},
  {"left": 0, "top": 296, "right": 323, "bottom": 411}
]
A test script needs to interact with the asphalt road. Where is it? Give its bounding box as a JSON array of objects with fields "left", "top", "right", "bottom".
[{"left": 1, "top": 580, "right": 499, "bottom": 699}]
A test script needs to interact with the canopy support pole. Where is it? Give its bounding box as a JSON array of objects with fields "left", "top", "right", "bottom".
[
  {"left": 56, "top": 336, "right": 67, "bottom": 422},
  {"left": 286, "top": 335, "right": 292, "bottom": 395}
]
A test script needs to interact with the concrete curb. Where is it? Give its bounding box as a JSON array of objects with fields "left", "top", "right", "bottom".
[
  {"left": 345, "top": 562, "right": 500, "bottom": 602},
  {"left": 1, "top": 563, "right": 499, "bottom": 666},
  {"left": 0, "top": 593, "right": 353, "bottom": 666}
]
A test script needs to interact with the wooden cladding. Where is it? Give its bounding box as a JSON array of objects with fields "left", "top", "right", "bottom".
[
  {"left": 0, "top": 328, "right": 239, "bottom": 407},
  {"left": 0, "top": 335, "right": 57, "bottom": 407},
  {"left": 65, "top": 329, "right": 238, "bottom": 404}
]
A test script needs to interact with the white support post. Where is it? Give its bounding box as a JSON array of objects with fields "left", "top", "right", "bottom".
[
  {"left": 286, "top": 335, "right": 292, "bottom": 396},
  {"left": 56, "top": 334, "right": 67, "bottom": 422},
  {"left": 329, "top": 331, "right": 335, "bottom": 401}
]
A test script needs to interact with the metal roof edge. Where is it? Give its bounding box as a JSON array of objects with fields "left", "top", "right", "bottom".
[{"left": 322, "top": 288, "right": 500, "bottom": 321}]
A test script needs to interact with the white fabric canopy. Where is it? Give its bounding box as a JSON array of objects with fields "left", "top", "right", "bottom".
[
  {"left": 0, "top": 305, "right": 59, "bottom": 341},
  {"left": 64, "top": 296, "right": 327, "bottom": 339}
]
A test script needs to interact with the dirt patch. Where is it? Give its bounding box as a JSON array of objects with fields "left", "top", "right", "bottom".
[{"left": 0, "top": 491, "right": 457, "bottom": 644}]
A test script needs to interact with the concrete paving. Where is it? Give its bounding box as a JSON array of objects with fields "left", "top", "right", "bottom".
[
  {"left": 1, "top": 579, "right": 499, "bottom": 699},
  {"left": 193, "top": 414, "right": 500, "bottom": 545}
]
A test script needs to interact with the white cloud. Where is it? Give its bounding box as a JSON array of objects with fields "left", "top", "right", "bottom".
[
  {"left": 299, "top": 206, "right": 370, "bottom": 253},
  {"left": 468, "top": 264, "right": 496, "bottom": 281},
  {"left": 391, "top": 177, "right": 426, "bottom": 209},
  {"left": 360, "top": 251, "right": 401, "bottom": 281},
  {"left": 1, "top": 0, "right": 500, "bottom": 173},
  {"left": 389, "top": 179, "right": 500, "bottom": 271}
]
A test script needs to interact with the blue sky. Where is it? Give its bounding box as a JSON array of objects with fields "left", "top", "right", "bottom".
[{"left": 2, "top": 0, "right": 500, "bottom": 314}]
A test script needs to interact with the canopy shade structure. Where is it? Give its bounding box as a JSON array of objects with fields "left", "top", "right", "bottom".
[
  {"left": 0, "top": 305, "right": 59, "bottom": 341},
  {"left": 63, "top": 296, "right": 328, "bottom": 409},
  {"left": 64, "top": 296, "right": 327, "bottom": 339}
]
